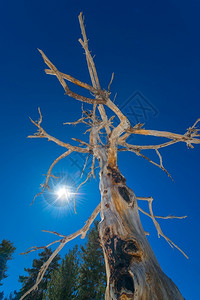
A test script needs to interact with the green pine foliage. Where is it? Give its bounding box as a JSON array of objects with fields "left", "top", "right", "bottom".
[
  {"left": 0, "top": 239, "right": 16, "bottom": 299},
  {"left": 77, "top": 221, "right": 106, "bottom": 300},
  {"left": 44, "top": 245, "right": 79, "bottom": 300},
  {"left": 18, "top": 248, "right": 60, "bottom": 300},
  {"left": 18, "top": 221, "right": 106, "bottom": 299},
  {"left": 4, "top": 291, "right": 18, "bottom": 300},
  {"left": 0, "top": 240, "right": 16, "bottom": 286}
]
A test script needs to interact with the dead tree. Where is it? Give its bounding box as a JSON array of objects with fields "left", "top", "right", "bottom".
[{"left": 20, "top": 13, "right": 200, "bottom": 300}]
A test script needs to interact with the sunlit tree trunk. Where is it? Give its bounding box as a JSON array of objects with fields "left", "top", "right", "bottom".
[{"left": 98, "top": 149, "right": 184, "bottom": 300}]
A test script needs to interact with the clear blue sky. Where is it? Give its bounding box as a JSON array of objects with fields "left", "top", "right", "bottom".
[{"left": 1, "top": 0, "right": 200, "bottom": 299}]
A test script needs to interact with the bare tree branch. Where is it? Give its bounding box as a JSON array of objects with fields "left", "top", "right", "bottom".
[
  {"left": 20, "top": 239, "right": 62, "bottom": 255},
  {"left": 137, "top": 199, "right": 187, "bottom": 220},
  {"left": 118, "top": 119, "right": 200, "bottom": 178},
  {"left": 78, "top": 11, "right": 111, "bottom": 149},
  {"left": 81, "top": 153, "right": 91, "bottom": 178},
  {"left": 45, "top": 69, "right": 97, "bottom": 93},
  {"left": 128, "top": 119, "right": 200, "bottom": 147},
  {"left": 42, "top": 229, "right": 67, "bottom": 238},
  {"left": 19, "top": 202, "right": 101, "bottom": 300},
  {"left": 31, "top": 149, "right": 72, "bottom": 205},
  {"left": 73, "top": 170, "right": 92, "bottom": 214},
  {"left": 28, "top": 108, "right": 89, "bottom": 153},
  {"left": 119, "top": 139, "right": 178, "bottom": 151},
  {"left": 78, "top": 12, "right": 101, "bottom": 90},
  {"left": 63, "top": 116, "right": 89, "bottom": 126},
  {"left": 124, "top": 147, "right": 174, "bottom": 180},
  {"left": 108, "top": 72, "right": 114, "bottom": 93},
  {"left": 38, "top": 49, "right": 106, "bottom": 105},
  {"left": 71, "top": 138, "right": 90, "bottom": 147},
  {"left": 78, "top": 12, "right": 111, "bottom": 136},
  {"left": 136, "top": 197, "right": 188, "bottom": 259}
]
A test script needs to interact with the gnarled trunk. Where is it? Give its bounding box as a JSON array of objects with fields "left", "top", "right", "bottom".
[{"left": 98, "top": 154, "right": 184, "bottom": 300}]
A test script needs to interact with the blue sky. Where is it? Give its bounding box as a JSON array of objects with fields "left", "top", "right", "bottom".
[{"left": 0, "top": 0, "right": 200, "bottom": 299}]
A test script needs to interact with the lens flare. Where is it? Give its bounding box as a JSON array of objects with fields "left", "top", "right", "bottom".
[{"left": 55, "top": 186, "right": 72, "bottom": 202}]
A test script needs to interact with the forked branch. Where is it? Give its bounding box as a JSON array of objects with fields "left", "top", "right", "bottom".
[
  {"left": 119, "top": 119, "right": 200, "bottom": 178},
  {"left": 137, "top": 197, "right": 188, "bottom": 259},
  {"left": 28, "top": 108, "right": 92, "bottom": 204},
  {"left": 28, "top": 108, "right": 89, "bottom": 153},
  {"left": 38, "top": 49, "right": 106, "bottom": 105},
  {"left": 128, "top": 119, "right": 200, "bottom": 147}
]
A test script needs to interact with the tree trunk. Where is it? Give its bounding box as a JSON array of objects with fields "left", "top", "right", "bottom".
[{"left": 97, "top": 150, "right": 184, "bottom": 300}]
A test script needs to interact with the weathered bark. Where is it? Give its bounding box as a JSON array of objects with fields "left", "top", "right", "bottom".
[{"left": 97, "top": 148, "right": 184, "bottom": 300}]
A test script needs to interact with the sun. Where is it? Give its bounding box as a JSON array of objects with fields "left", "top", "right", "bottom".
[{"left": 55, "top": 186, "right": 72, "bottom": 202}]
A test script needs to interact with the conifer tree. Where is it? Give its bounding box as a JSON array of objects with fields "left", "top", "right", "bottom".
[
  {"left": 44, "top": 245, "right": 79, "bottom": 300},
  {"left": 0, "top": 239, "right": 16, "bottom": 299},
  {"left": 18, "top": 248, "right": 60, "bottom": 300},
  {"left": 45, "top": 222, "right": 106, "bottom": 299},
  {"left": 0, "top": 240, "right": 16, "bottom": 287},
  {"left": 77, "top": 221, "right": 106, "bottom": 300},
  {"left": 4, "top": 291, "right": 18, "bottom": 300}
]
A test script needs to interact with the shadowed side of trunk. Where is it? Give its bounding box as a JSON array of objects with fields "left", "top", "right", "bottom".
[{"left": 98, "top": 162, "right": 184, "bottom": 300}]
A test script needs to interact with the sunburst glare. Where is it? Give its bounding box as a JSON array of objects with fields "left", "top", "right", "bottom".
[
  {"left": 55, "top": 186, "right": 73, "bottom": 202},
  {"left": 42, "top": 172, "right": 84, "bottom": 215}
]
